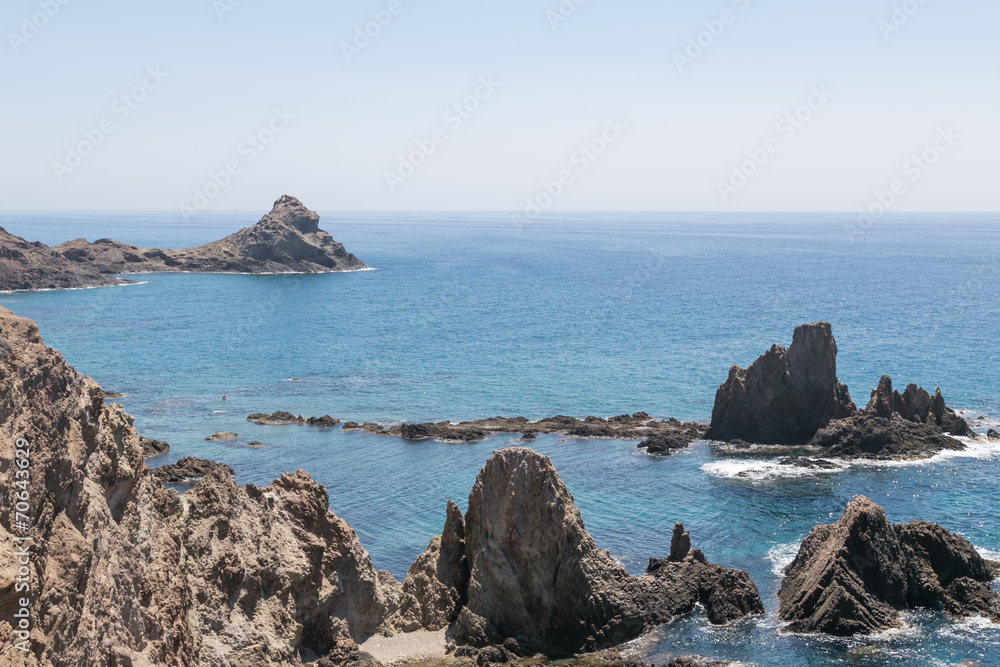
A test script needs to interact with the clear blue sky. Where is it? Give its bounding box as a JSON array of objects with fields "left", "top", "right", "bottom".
[{"left": 2, "top": 0, "right": 998, "bottom": 212}]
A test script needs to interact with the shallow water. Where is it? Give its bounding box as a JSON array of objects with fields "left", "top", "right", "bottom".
[{"left": 1, "top": 211, "right": 998, "bottom": 665}]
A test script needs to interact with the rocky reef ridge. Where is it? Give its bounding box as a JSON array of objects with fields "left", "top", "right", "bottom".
[
  {"left": 778, "top": 496, "right": 1000, "bottom": 636},
  {"left": 0, "top": 196, "right": 365, "bottom": 292}
]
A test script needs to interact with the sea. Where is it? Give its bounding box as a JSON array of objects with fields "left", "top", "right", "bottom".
[{"left": 1, "top": 211, "right": 998, "bottom": 666}]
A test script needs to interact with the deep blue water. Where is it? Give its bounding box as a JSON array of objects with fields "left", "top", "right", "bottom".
[{"left": 1, "top": 211, "right": 999, "bottom": 666}]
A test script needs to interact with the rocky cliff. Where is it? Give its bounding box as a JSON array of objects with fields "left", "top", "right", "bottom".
[
  {"left": 706, "top": 322, "right": 856, "bottom": 444},
  {"left": 0, "top": 305, "right": 398, "bottom": 666},
  {"left": 0, "top": 196, "right": 365, "bottom": 292},
  {"left": 778, "top": 496, "right": 1000, "bottom": 636}
]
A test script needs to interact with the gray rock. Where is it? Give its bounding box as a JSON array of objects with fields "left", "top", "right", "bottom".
[
  {"left": 706, "top": 322, "right": 856, "bottom": 445},
  {"left": 778, "top": 496, "right": 1000, "bottom": 635}
]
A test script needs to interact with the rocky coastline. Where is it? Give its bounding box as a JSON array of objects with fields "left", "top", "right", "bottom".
[
  {"left": 0, "top": 306, "right": 760, "bottom": 666},
  {"left": 1, "top": 308, "right": 996, "bottom": 665},
  {"left": 0, "top": 196, "right": 365, "bottom": 292}
]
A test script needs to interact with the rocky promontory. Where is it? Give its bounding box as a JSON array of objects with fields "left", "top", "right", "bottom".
[
  {"left": 0, "top": 196, "right": 365, "bottom": 292},
  {"left": 0, "top": 305, "right": 399, "bottom": 665},
  {"left": 778, "top": 496, "right": 1000, "bottom": 636},
  {"left": 707, "top": 323, "right": 974, "bottom": 459}
]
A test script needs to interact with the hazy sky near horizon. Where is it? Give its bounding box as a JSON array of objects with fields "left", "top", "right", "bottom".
[{"left": 2, "top": 0, "right": 998, "bottom": 213}]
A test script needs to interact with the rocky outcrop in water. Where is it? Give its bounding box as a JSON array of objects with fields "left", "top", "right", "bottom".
[
  {"left": 989, "top": 429, "right": 1000, "bottom": 442},
  {"left": 778, "top": 496, "right": 1000, "bottom": 636},
  {"left": 139, "top": 434, "right": 170, "bottom": 457},
  {"left": 354, "top": 413, "right": 707, "bottom": 447},
  {"left": 206, "top": 431, "right": 239, "bottom": 441},
  {"left": 706, "top": 322, "right": 856, "bottom": 445},
  {"left": 443, "top": 448, "right": 761, "bottom": 656},
  {"left": 0, "top": 196, "right": 365, "bottom": 292},
  {"left": 151, "top": 456, "right": 234, "bottom": 483},
  {"left": 864, "top": 375, "right": 972, "bottom": 437},
  {"left": 0, "top": 305, "right": 399, "bottom": 666},
  {"left": 807, "top": 376, "right": 969, "bottom": 459},
  {"left": 248, "top": 411, "right": 341, "bottom": 427}
]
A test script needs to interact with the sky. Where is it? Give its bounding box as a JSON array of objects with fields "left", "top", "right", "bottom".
[{"left": 1, "top": 0, "right": 998, "bottom": 213}]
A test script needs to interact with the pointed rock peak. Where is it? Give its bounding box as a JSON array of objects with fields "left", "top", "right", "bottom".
[
  {"left": 444, "top": 499, "right": 466, "bottom": 544},
  {"left": 259, "top": 194, "right": 321, "bottom": 234},
  {"left": 707, "top": 322, "right": 856, "bottom": 444},
  {"left": 669, "top": 522, "right": 691, "bottom": 562}
]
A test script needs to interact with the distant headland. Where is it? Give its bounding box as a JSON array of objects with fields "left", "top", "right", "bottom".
[{"left": 0, "top": 195, "right": 366, "bottom": 292}]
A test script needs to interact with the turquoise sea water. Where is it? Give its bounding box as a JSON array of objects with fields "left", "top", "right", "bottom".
[{"left": 2, "top": 212, "right": 999, "bottom": 666}]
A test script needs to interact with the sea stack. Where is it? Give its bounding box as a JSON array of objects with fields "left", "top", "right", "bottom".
[{"left": 706, "top": 322, "right": 856, "bottom": 444}]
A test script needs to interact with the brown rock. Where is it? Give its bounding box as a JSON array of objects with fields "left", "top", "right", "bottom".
[
  {"left": 778, "top": 496, "right": 1000, "bottom": 635},
  {"left": 248, "top": 410, "right": 306, "bottom": 424},
  {"left": 139, "top": 435, "right": 170, "bottom": 457},
  {"left": 0, "top": 306, "right": 400, "bottom": 665},
  {"left": 669, "top": 523, "right": 691, "bottom": 562},
  {"left": 151, "top": 456, "right": 233, "bottom": 483},
  {"left": 0, "top": 196, "right": 366, "bottom": 292},
  {"left": 706, "top": 322, "right": 856, "bottom": 445},
  {"left": 206, "top": 431, "right": 239, "bottom": 441},
  {"left": 807, "top": 376, "right": 969, "bottom": 459},
  {"left": 452, "top": 448, "right": 761, "bottom": 656},
  {"left": 392, "top": 500, "right": 470, "bottom": 631}
]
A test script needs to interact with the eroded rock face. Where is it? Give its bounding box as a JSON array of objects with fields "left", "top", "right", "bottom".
[
  {"left": 0, "top": 306, "right": 398, "bottom": 666},
  {"left": 778, "top": 496, "right": 1000, "bottom": 636},
  {"left": 0, "top": 196, "right": 366, "bottom": 292},
  {"left": 865, "top": 376, "right": 972, "bottom": 437},
  {"left": 456, "top": 448, "right": 640, "bottom": 655},
  {"left": 706, "top": 323, "right": 856, "bottom": 445},
  {"left": 391, "top": 500, "right": 469, "bottom": 632},
  {"left": 807, "top": 376, "right": 969, "bottom": 459},
  {"left": 151, "top": 456, "right": 233, "bottom": 483},
  {"left": 450, "top": 448, "right": 762, "bottom": 656}
]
